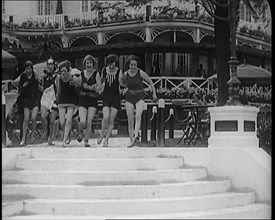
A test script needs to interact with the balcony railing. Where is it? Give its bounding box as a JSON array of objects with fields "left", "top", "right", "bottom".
[{"left": 3, "top": 77, "right": 270, "bottom": 106}]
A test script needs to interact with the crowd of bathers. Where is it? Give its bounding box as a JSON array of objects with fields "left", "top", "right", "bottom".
[{"left": 8, "top": 54, "right": 158, "bottom": 148}]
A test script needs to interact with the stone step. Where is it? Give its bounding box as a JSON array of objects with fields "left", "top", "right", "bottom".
[
  {"left": 15, "top": 158, "right": 184, "bottom": 171},
  {"left": 2, "top": 192, "right": 255, "bottom": 216},
  {"left": 21, "top": 148, "right": 186, "bottom": 159},
  {"left": 2, "top": 180, "right": 231, "bottom": 200},
  {"left": 2, "top": 168, "right": 207, "bottom": 185},
  {"left": 2, "top": 203, "right": 271, "bottom": 219}
]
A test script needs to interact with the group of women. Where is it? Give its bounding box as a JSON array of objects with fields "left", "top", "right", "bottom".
[{"left": 15, "top": 54, "right": 157, "bottom": 148}]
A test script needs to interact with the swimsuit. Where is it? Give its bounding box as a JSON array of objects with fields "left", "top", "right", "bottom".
[
  {"left": 78, "top": 71, "right": 98, "bottom": 109},
  {"left": 101, "top": 67, "right": 121, "bottom": 110},
  {"left": 125, "top": 69, "right": 144, "bottom": 105},
  {"left": 19, "top": 72, "right": 41, "bottom": 109}
]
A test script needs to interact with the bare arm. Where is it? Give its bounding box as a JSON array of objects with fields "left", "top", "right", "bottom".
[
  {"left": 119, "top": 70, "right": 127, "bottom": 88},
  {"left": 55, "top": 75, "right": 61, "bottom": 103},
  {"left": 140, "top": 70, "right": 157, "bottom": 99}
]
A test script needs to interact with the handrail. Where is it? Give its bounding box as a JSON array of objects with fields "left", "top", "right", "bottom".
[{"left": 2, "top": 77, "right": 271, "bottom": 101}]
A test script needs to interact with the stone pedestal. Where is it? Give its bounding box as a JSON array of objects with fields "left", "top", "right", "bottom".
[{"left": 208, "top": 106, "right": 259, "bottom": 148}]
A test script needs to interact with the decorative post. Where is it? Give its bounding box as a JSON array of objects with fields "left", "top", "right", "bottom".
[
  {"left": 150, "top": 106, "right": 157, "bottom": 141},
  {"left": 226, "top": 0, "right": 242, "bottom": 106},
  {"left": 141, "top": 103, "right": 148, "bottom": 143},
  {"left": 157, "top": 99, "right": 165, "bottom": 147},
  {"left": 207, "top": 0, "right": 259, "bottom": 148},
  {"left": 168, "top": 108, "right": 174, "bottom": 139},
  {"left": 2, "top": 94, "right": 6, "bottom": 148}
]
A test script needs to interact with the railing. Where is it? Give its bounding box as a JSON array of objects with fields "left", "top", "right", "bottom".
[{"left": 2, "top": 76, "right": 271, "bottom": 99}]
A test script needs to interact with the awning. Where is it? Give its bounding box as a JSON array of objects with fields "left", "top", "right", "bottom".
[
  {"left": 208, "top": 63, "right": 272, "bottom": 86},
  {"left": 2, "top": 49, "right": 18, "bottom": 80},
  {"left": 2, "top": 32, "right": 21, "bottom": 48}
]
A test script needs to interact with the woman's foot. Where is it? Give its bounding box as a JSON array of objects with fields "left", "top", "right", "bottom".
[
  {"left": 65, "top": 136, "right": 71, "bottom": 144},
  {"left": 97, "top": 134, "right": 104, "bottom": 145},
  {"left": 62, "top": 142, "right": 68, "bottom": 148},
  {"left": 103, "top": 140, "right": 108, "bottom": 148},
  {"left": 77, "top": 133, "right": 83, "bottom": 142},
  {"left": 41, "top": 132, "right": 47, "bottom": 140},
  {"left": 30, "top": 134, "right": 35, "bottom": 144},
  {"left": 47, "top": 137, "right": 55, "bottom": 146},
  {"left": 133, "top": 135, "right": 139, "bottom": 143},
  {"left": 20, "top": 140, "right": 26, "bottom": 146},
  {"left": 84, "top": 140, "right": 90, "bottom": 148},
  {"left": 127, "top": 140, "right": 135, "bottom": 148}
]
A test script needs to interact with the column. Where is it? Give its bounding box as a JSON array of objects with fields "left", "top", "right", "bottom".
[{"left": 97, "top": 31, "right": 104, "bottom": 45}]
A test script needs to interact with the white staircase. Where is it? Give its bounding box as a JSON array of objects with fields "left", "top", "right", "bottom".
[{"left": 2, "top": 148, "right": 271, "bottom": 219}]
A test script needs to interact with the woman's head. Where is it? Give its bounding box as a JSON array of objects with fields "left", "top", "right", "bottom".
[
  {"left": 58, "top": 60, "right": 71, "bottom": 77},
  {"left": 125, "top": 55, "right": 140, "bottom": 71},
  {"left": 83, "top": 55, "right": 97, "bottom": 70},
  {"left": 47, "top": 58, "right": 55, "bottom": 72},
  {"left": 106, "top": 54, "right": 118, "bottom": 69},
  {"left": 23, "top": 60, "right": 33, "bottom": 74}
]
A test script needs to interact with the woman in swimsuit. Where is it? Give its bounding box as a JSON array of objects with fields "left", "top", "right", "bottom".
[
  {"left": 97, "top": 54, "right": 124, "bottom": 147},
  {"left": 73, "top": 55, "right": 101, "bottom": 147},
  {"left": 123, "top": 55, "right": 157, "bottom": 148},
  {"left": 19, "top": 61, "right": 43, "bottom": 146},
  {"left": 55, "top": 60, "right": 79, "bottom": 147}
]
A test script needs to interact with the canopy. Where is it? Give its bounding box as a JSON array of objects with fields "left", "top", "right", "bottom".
[
  {"left": 208, "top": 63, "right": 272, "bottom": 87},
  {"left": 2, "top": 49, "right": 18, "bottom": 80}
]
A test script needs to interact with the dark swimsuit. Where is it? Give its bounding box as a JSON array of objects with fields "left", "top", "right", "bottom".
[
  {"left": 101, "top": 67, "right": 121, "bottom": 110},
  {"left": 19, "top": 72, "right": 42, "bottom": 109},
  {"left": 125, "top": 69, "right": 144, "bottom": 105},
  {"left": 78, "top": 71, "right": 98, "bottom": 109},
  {"left": 58, "top": 76, "right": 78, "bottom": 107}
]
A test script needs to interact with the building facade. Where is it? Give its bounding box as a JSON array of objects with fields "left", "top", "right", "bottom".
[{"left": 2, "top": 0, "right": 272, "bottom": 78}]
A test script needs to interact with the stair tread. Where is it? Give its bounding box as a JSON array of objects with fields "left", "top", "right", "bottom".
[
  {"left": 3, "top": 168, "right": 205, "bottom": 173},
  {"left": 2, "top": 192, "right": 254, "bottom": 203},
  {"left": 2, "top": 203, "right": 271, "bottom": 219},
  {"left": 2, "top": 179, "right": 231, "bottom": 188}
]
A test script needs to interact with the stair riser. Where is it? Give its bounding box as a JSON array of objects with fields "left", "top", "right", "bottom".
[
  {"left": 6, "top": 194, "right": 255, "bottom": 215},
  {"left": 2, "top": 204, "right": 271, "bottom": 220},
  {"left": 15, "top": 158, "right": 184, "bottom": 171},
  {"left": 27, "top": 148, "right": 182, "bottom": 159},
  {"left": 2, "top": 180, "right": 231, "bottom": 199},
  {"left": 2, "top": 169, "right": 207, "bottom": 185}
]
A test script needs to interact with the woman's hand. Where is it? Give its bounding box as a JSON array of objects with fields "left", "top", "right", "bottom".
[
  {"left": 152, "top": 94, "right": 158, "bottom": 103},
  {"left": 22, "top": 82, "right": 29, "bottom": 87},
  {"left": 82, "top": 83, "right": 90, "bottom": 90},
  {"left": 38, "top": 84, "right": 43, "bottom": 91}
]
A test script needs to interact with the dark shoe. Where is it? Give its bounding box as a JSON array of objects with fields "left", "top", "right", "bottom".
[
  {"left": 47, "top": 138, "right": 55, "bottom": 146},
  {"left": 84, "top": 140, "right": 90, "bottom": 148},
  {"left": 133, "top": 136, "right": 139, "bottom": 143},
  {"left": 77, "top": 134, "right": 83, "bottom": 142}
]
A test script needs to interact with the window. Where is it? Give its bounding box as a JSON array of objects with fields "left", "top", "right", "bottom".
[
  {"left": 240, "top": 1, "right": 251, "bottom": 22},
  {"left": 2, "top": 0, "right": 5, "bottom": 14},
  {"left": 245, "top": 7, "right": 251, "bottom": 22},
  {"left": 38, "top": 0, "right": 43, "bottom": 15},
  {"left": 82, "top": 0, "right": 89, "bottom": 13},
  {"left": 152, "top": 53, "right": 163, "bottom": 75},
  {"left": 45, "top": 0, "right": 51, "bottom": 15},
  {"left": 38, "top": 0, "right": 51, "bottom": 15},
  {"left": 240, "top": 2, "right": 245, "bottom": 21}
]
